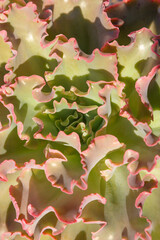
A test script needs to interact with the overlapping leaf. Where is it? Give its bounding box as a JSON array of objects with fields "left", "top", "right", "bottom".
[
  {"left": 46, "top": 36, "right": 117, "bottom": 91},
  {"left": 0, "top": 2, "right": 58, "bottom": 81},
  {"left": 0, "top": 0, "right": 160, "bottom": 239},
  {"left": 47, "top": 0, "right": 119, "bottom": 54}
]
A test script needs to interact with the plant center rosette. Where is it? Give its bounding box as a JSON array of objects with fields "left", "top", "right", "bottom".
[{"left": 1, "top": 0, "right": 160, "bottom": 240}]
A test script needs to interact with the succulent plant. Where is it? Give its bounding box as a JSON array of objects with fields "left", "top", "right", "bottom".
[{"left": 1, "top": 0, "right": 160, "bottom": 239}]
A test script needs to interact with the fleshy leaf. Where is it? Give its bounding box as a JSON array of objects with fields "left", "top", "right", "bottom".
[
  {"left": 55, "top": 220, "right": 101, "bottom": 240},
  {"left": 141, "top": 159, "right": 160, "bottom": 240},
  {"left": 0, "top": 170, "right": 21, "bottom": 236},
  {"left": 1, "top": 2, "right": 58, "bottom": 81},
  {"left": 105, "top": 0, "right": 160, "bottom": 45},
  {"left": 2, "top": 232, "right": 31, "bottom": 240},
  {"left": 47, "top": 0, "right": 118, "bottom": 54},
  {"left": 81, "top": 144, "right": 156, "bottom": 240},
  {"left": 46, "top": 37, "right": 117, "bottom": 92},
  {"left": 9, "top": 168, "right": 105, "bottom": 227},
  {"left": 92, "top": 165, "right": 156, "bottom": 240},
  {"left": 0, "top": 115, "right": 46, "bottom": 167},
  {"left": 0, "top": 115, "right": 16, "bottom": 155},
  {"left": 1, "top": 75, "right": 54, "bottom": 140},
  {"left": 22, "top": 208, "right": 65, "bottom": 239},
  {"left": 0, "top": 100, "right": 10, "bottom": 129},
  {"left": 136, "top": 65, "right": 160, "bottom": 138},
  {"left": 44, "top": 133, "right": 86, "bottom": 193},
  {"left": 102, "top": 28, "right": 160, "bottom": 81},
  {"left": 81, "top": 134, "right": 124, "bottom": 180},
  {"left": 0, "top": 30, "right": 13, "bottom": 84},
  {"left": 105, "top": 111, "right": 160, "bottom": 173},
  {"left": 0, "top": 0, "right": 160, "bottom": 239},
  {"left": 98, "top": 81, "right": 125, "bottom": 125}
]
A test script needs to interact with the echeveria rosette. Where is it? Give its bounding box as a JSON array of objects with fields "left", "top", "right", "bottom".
[
  {"left": 1, "top": 0, "right": 160, "bottom": 239},
  {"left": 34, "top": 97, "right": 105, "bottom": 150}
]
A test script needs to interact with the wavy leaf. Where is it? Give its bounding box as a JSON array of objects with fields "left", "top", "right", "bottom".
[
  {"left": 1, "top": 75, "right": 54, "bottom": 140},
  {"left": 46, "top": 37, "right": 117, "bottom": 92},
  {"left": 47, "top": 0, "right": 118, "bottom": 54},
  {"left": 1, "top": 2, "right": 58, "bottom": 81}
]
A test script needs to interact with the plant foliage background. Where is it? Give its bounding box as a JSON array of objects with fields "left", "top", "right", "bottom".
[{"left": 0, "top": 0, "right": 160, "bottom": 239}]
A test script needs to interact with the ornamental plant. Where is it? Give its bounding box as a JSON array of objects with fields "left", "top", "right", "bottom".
[{"left": 1, "top": 0, "right": 160, "bottom": 239}]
